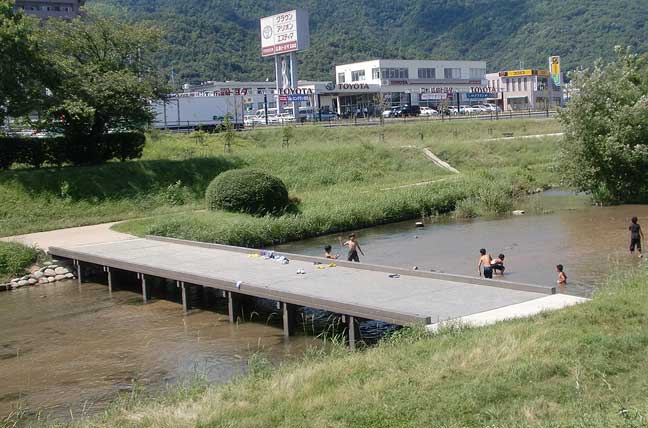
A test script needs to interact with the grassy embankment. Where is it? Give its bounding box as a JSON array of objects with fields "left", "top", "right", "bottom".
[
  {"left": 115, "top": 119, "right": 562, "bottom": 247},
  {"left": 0, "top": 241, "right": 40, "bottom": 282},
  {"left": 0, "top": 118, "right": 561, "bottom": 245},
  {"left": 28, "top": 269, "right": 647, "bottom": 428}
]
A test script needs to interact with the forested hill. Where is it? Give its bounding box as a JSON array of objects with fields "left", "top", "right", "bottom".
[{"left": 91, "top": 0, "right": 648, "bottom": 84}]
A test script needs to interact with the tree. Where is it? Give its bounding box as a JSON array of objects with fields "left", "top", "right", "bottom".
[
  {"left": 40, "top": 14, "right": 168, "bottom": 139},
  {"left": 0, "top": 0, "right": 51, "bottom": 124},
  {"left": 559, "top": 48, "right": 648, "bottom": 203}
]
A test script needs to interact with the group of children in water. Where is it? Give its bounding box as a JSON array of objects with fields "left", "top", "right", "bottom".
[{"left": 325, "top": 217, "right": 644, "bottom": 287}]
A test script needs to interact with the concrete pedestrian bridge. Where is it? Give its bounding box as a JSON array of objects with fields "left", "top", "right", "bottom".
[{"left": 49, "top": 236, "right": 586, "bottom": 348}]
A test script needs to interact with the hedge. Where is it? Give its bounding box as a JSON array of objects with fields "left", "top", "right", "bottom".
[
  {"left": 206, "top": 169, "right": 289, "bottom": 216},
  {"left": 0, "top": 132, "right": 145, "bottom": 169}
]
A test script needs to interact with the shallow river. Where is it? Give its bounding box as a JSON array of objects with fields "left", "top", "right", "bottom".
[
  {"left": 275, "top": 193, "right": 648, "bottom": 297},
  {"left": 1, "top": 192, "right": 646, "bottom": 420}
]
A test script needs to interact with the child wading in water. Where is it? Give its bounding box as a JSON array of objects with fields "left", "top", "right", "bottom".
[
  {"left": 556, "top": 264, "right": 567, "bottom": 286},
  {"left": 341, "top": 233, "right": 364, "bottom": 262},
  {"left": 629, "top": 216, "right": 644, "bottom": 258},
  {"left": 324, "top": 245, "right": 339, "bottom": 259},
  {"left": 478, "top": 248, "right": 493, "bottom": 279}
]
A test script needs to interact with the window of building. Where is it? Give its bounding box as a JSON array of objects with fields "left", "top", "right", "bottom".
[
  {"left": 523, "top": 77, "right": 528, "bottom": 91},
  {"left": 372, "top": 68, "right": 380, "bottom": 79},
  {"left": 417, "top": 68, "right": 436, "bottom": 79},
  {"left": 351, "top": 70, "right": 366, "bottom": 82},
  {"left": 517, "top": 78, "right": 522, "bottom": 91},
  {"left": 381, "top": 68, "right": 409, "bottom": 79},
  {"left": 506, "top": 79, "right": 511, "bottom": 92},
  {"left": 469, "top": 68, "right": 486, "bottom": 79},
  {"left": 337, "top": 73, "right": 345, "bottom": 84},
  {"left": 444, "top": 68, "right": 462, "bottom": 79}
]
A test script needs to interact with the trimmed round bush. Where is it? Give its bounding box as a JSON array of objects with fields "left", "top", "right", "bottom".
[{"left": 206, "top": 169, "right": 289, "bottom": 215}]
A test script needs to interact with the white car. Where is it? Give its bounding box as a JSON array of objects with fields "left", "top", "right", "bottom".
[
  {"left": 482, "top": 103, "right": 501, "bottom": 112},
  {"left": 461, "top": 106, "right": 480, "bottom": 114},
  {"left": 420, "top": 107, "right": 439, "bottom": 117},
  {"left": 382, "top": 108, "right": 398, "bottom": 118}
]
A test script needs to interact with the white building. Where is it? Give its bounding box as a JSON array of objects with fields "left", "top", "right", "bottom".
[
  {"left": 332, "top": 59, "right": 488, "bottom": 115},
  {"left": 484, "top": 69, "right": 563, "bottom": 111}
]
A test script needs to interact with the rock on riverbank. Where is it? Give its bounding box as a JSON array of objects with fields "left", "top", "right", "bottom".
[{"left": 0, "top": 260, "right": 75, "bottom": 291}]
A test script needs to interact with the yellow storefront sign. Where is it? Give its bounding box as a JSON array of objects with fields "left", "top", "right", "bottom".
[{"left": 506, "top": 69, "right": 533, "bottom": 77}]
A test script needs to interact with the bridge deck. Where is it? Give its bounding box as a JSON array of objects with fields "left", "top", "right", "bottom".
[{"left": 49, "top": 237, "right": 555, "bottom": 326}]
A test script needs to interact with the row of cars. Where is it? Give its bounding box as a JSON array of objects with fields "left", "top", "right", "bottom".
[
  {"left": 381, "top": 103, "right": 501, "bottom": 118},
  {"left": 243, "top": 108, "right": 339, "bottom": 126}
]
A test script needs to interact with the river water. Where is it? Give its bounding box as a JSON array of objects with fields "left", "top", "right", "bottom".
[
  {"left": 1, "top": 192, "right": 646, "bottom": 421},
  {"left": 274, "top": 192, "right": 648, "bottom": 297}
]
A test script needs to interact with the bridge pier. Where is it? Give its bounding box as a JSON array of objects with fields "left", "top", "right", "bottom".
[
  {"left": 178, "top": 281, "right": 187, "bottom": 313},
  {"left": 344, "top": 315, "right": 361, "bottom": 351},
  {"left": 227, "top": 291, "right": 240, "bottom": 323},
  {"left": 282, "top": 302, "right": 298, "bottom": 337},
  {"left": 75, "top": 260, "right": 83, "bottom": 284},
  {"left": 137, "top": 273, "right": 148, "bottom": 303},
  {"left": 103, "top": 266, "right": 112, "bottom": 294}
]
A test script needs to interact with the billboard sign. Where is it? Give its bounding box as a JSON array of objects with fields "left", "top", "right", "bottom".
[
  {"left": 550, "top": 56, "right": 561, "bottom": 87},
  {"left": 260, "top": 10, "right": 310, "bottom": 57}
]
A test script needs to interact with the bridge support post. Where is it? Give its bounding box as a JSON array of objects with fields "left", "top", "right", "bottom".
[
  {"left": 282, "top": 302, "right": 297, "bottom": 337},
  {"left": 106, "top": 267, "right": 112, "bottom": 294},
  {"left": 138, "top": 273, "right": 147, "bottom": 304},
  {"left": 228, "top": 291, "right": 240, "bottom": 323},
  {"left": 75, "top": 260, "right": 82, "bottom": 284},
  {"left": 346, "top": 315, "right": 361, "bottom": 351},
  {"left": 178, "top": 281, "right": 187, "bottom": 313}
]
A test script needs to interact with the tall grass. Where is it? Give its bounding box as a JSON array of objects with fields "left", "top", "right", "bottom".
[
  {"left": 36, "top": 269, "right": 648, "bottom": 428},
  {"left": 0, "top": 118, "right": 561, "bottom": 237},
  {"left": 0, "top": 242, "right": 40, "bottom": 282}
]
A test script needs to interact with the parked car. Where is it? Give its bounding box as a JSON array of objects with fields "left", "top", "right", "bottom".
[
  {"left": 420, "top": 106, "right": 439, "bottom": 117},
  {"left": 392, "top": 104, "right": 421, "bottom": 117},
  {"left": 483, "top": 103, "right": 501, "bottom": 112},
  {"left": 318, "top": 109, "right": 339, "bottom": 121},
  {"left": 382, "top": 107, "right": 399, "bottom": 118},
  {"left": 460, "top": 105, "right": 480, "bottom": 114},
  {"left": 447, "top": 106, "right": 459, "bottom": 115}
]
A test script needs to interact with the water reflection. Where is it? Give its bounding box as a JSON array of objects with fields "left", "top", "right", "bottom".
[{"left": 0, "top": 282, "right": 317, "bottom": 420}]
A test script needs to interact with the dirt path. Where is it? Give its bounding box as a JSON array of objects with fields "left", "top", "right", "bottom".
[{"left": 1, "top": 222, "right": 135, "bottom": 252}]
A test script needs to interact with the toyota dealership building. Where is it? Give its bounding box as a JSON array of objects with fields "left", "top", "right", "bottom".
[{"left": 331, "top": 59, "right": 488, "bottom": 115}]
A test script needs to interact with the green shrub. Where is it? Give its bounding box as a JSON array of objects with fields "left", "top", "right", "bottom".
[
  {"left": 205, "top": 169, "right": 289, "bottom": 215},
  {"left": 0, "top": 242, "right": 40, "bottom": 281},
  {"left": 0, "top": 132, "right": 145, "bottom": 168},
  {"left": 105, "top": 132, "right": 146, "bottom": 162},
  {"left": 0, "top": 137, "right": 21, "bottom": 169}
]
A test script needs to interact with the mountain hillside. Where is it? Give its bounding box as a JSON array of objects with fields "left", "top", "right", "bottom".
[{"left": 90, "top": 0, "right": 648, "bottom": 84}]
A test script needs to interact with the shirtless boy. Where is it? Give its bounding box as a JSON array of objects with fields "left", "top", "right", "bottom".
[
  {"left": 629, "top": 217, "right": 644, "bottom": 258},
  {"left": 342, "top": 233, "right": 365, "bottom": 262},
  {"left": 556, "top": 264, "right": 568, "bottom": 285},
  {"left": 478, "top": 248, "right": 493, "bottom": 279}
]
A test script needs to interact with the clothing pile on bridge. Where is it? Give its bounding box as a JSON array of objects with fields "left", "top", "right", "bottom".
[{"left": 250, "top": 250, "right": 290, "bottom": 265}]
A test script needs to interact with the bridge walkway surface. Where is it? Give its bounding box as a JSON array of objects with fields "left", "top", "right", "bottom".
[{"left": 48, "top": 236, "right": 585, "bottom": 348}]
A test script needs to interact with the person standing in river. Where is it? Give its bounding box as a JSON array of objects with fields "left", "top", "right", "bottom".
[
  {"left": 478, "top": 248, "right": 493, "bottom": 279},
  {"left": 341, "top": 233, "right": 364, "bottom": 262},
  {"left": 629, "top": 217, "right": 644, "bottom": 258}
]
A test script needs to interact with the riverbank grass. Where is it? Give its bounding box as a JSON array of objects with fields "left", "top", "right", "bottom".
[
  {"left": 43, "top": 268, "right": 648, "bottom": 428},
  {"left": 0, "top": 118, "right": 561, "bottom": 238},
  {"left": 0, "top": 242, "right": 40, "bottom": 283}
]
